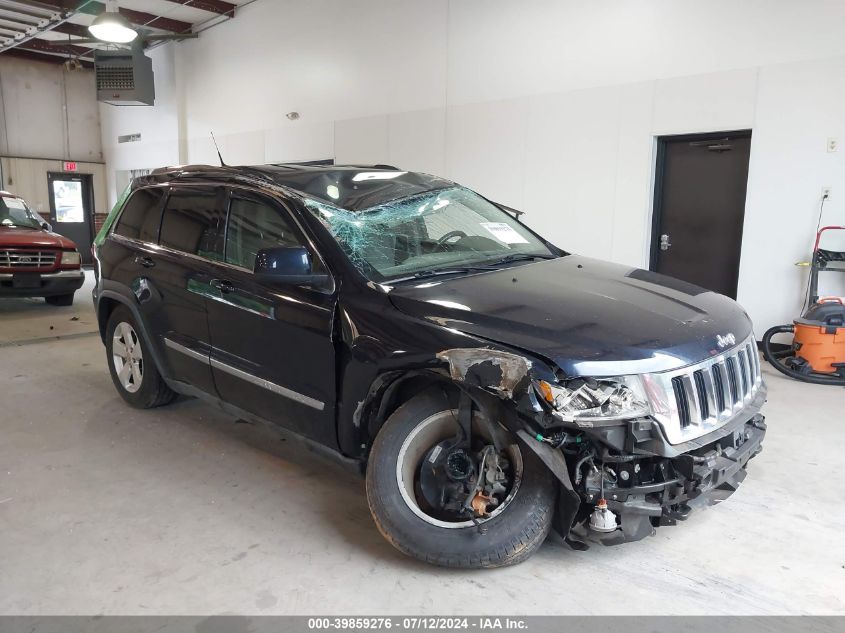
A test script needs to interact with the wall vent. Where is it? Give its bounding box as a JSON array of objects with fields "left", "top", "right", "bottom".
[
  {"left": 118, "top": 133, "right": 142, "bottom": 144},
  {"left": 95, "top": 45, "right": 155, "bottom": 106}
]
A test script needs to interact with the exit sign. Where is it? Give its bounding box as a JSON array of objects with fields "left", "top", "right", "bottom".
[{"left": 63, "top": 161, "right": 78, "bottom": 172}]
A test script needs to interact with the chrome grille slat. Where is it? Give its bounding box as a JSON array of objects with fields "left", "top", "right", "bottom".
[
  {"left": 726, "top": 357, "right": 741, "bottom": 404},
  {"left": 0, "top": 250, "right": 57, "bottom": 269},
  {"left": 694, "top": 369, "right": 713, "bottom": 421},
  {"left": 737, "top": 350, "right": 749, "bottom": 397},
  {"left": 671, "top": 377, "right": 690, "bottom": 428},
  {"left": 748, "top": 343, "right": 760, "bottom": 381},
  {"left": 682, "top": 374, "right": 701, "bottom": 426},
  {"left": 648, "top": 333, "right": 764, "bottom": 444},
  {"left": 713, "top": 361, "right": 728, "bottom": 415}
]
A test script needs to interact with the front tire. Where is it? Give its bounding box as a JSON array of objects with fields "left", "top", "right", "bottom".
[
  {"left": 366, "top": 390, "right": 556, "bottom": 569},
  {"left": 106, "top": 306, "right": 176, "bottom": 409}
]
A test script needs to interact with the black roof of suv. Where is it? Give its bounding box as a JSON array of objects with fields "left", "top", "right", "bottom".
[{"left": 142, "top": 163, "right": 456, "bottom": 212}]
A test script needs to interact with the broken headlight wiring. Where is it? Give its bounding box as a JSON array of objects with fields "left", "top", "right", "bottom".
[{"left": 534, "top": 376, "right": 651, "bottom": 425}]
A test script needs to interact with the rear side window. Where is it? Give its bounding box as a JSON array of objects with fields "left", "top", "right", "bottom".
[
  {"left": 113, "top": 188, "right": 165, "bottom": 242},
  {"left": 225, "top": 196, "right": 306, "bottom": 270},
  {"left": 159, "top": 187, "right": 226, "bottom": 260}
]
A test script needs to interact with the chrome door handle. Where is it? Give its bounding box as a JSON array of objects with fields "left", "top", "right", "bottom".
[
  {"left": 210, "top": 279, "right": 234, "bottom": 293},
  {"left": 134, "top": 255, "right": 155, "bottom": 268},
  {"left": 660, "top": 234, "right": 672, "bottom": 251}
]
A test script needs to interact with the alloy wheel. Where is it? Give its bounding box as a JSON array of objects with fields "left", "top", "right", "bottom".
[{"left": 112, "top": 322, "right": 143, "bottom": 393}]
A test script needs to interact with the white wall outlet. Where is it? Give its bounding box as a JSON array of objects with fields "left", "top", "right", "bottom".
[
  {"left": 827, "top": 138, "right": 839, "bottom": 152},
  {"left": 822, "top": 186, "right": 832, "bottom": 199}
]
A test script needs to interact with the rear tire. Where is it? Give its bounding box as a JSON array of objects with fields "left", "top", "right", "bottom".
[
  {"left": 366, "top": 390, "right": 556, "bottom": 569},
  {"left": 45, "top": 293, "right": 74, "bottom": 306},
  {"left": 106, "top": 306, "right": 176, "bottom": 409}
]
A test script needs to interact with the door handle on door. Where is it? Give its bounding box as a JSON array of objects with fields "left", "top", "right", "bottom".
[
  {"left": 210, "top": 279, "right": 234, "bottom": 293},
  {"left": 134, "top": 256, "right": 155, "bottom": 268},
  {"left": 660, "top": 234, "right": 672, "bottom": 251}
]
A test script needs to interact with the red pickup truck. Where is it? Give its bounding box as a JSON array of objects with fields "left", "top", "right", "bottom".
[{"left": 0, "top": 191, "right": 84, "bottom": 306}]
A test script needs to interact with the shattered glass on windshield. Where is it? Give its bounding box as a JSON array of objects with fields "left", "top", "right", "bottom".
[{"left": 304, "top": 186, "right": 552, "bottom": 282}]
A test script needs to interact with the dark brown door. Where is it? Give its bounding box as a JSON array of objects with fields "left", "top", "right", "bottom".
[{"left": 651, "top": 131, "right": 751, "bottom": 298}]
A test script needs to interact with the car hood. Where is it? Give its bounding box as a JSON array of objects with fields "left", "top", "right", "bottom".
[
  {"left": 0, "top": 227, "right": 76, "bottom": 249},
  {"left": 388, "top": 255, "right": 753, "bottom": 376}
]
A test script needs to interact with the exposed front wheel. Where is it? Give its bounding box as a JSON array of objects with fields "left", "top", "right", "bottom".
[{"left": 366, "top": 390, "right": 556, "bottom": 569}]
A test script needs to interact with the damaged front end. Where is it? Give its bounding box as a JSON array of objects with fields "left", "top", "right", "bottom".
[{"left": 435, "top": 344, "right": 767, "bottom": 548}]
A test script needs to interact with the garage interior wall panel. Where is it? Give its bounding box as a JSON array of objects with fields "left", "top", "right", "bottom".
[
  {"left": 99, "top": 0, "right": 845, "bottom": 333},
  {"left": 0, "top": 57, "right": 102, "bottom": 163}
]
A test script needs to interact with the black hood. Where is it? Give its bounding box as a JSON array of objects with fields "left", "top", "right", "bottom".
[{"left": 388, "top": 255, "right": 753, "bottom": 377}]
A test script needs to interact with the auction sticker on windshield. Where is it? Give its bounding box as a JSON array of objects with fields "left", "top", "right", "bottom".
[
  {"left": 5, "top": 198, "right": 26, "bottom": 210},
  {"left": 480, "top": 222, "right": 529, "bottom": 244}
]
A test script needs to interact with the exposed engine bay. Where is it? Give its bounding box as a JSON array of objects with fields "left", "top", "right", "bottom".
[{"left": 431, "top": 344, "right": 767, "bottom": 546}]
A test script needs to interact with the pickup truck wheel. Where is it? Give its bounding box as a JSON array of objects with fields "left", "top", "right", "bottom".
[
  {"left": 106, "top": 306, "right": 176, "bottom": 409},
  {"left": 45, "top": 293, "right": 74, "bottom": 306},
  {"left": 366, "top": 391, "right": 555, "bottom": 569}
]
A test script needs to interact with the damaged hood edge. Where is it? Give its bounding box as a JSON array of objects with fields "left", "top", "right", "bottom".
[{"left": 388, "top": 256, "right": 754, "bottom": 377}]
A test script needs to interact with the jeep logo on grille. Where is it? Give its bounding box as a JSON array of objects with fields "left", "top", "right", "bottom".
[{"left": 716, "top": 333, "right": 736, "bottom": 349}]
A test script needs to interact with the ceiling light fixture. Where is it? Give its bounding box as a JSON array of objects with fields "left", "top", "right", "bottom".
[{"left": 88, "top": 0, "right": 138, "bottom": 44}]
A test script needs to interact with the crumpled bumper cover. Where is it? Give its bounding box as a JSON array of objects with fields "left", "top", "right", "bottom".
[{"left": 577, "top": 414, "right": 766, "bottom": 546}]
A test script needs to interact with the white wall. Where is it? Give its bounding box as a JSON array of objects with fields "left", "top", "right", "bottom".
[
  {"left": 99, "top": 0, "right": 845, "bottom": 333},
  {"left": 0, "top": 56, "right": 102, "bottom": 163}
]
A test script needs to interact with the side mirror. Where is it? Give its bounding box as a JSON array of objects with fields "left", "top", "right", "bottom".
[
  {"left": 254, "top": 246, "right": 329, "bottom": 288},
  {"left": 41, "top": 222, "right": 52, "bottom": 231}
]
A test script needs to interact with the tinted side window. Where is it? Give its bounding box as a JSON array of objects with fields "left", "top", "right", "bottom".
[
  {"left": 160, "top": 187, "right": 226, "bottom": 260},
  {"left": 113, "top": 188, "right": 165, "bottom": 242},
  {"left": 225, "top": 196, "right": 305, "bottom": 270}
]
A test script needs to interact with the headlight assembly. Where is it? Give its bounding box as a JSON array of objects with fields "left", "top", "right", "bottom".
[
  {"left": 61, "top": 251, "right": 81, "bottom": 266},
  {"left": 535, "top": 375, "right": 651, "bottom": 426}
]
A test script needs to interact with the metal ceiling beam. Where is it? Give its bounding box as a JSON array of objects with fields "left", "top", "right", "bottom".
[
  {"left": 161, "top": 0, "right": 236, "bottom": 18},
  {"left": 4, "top": 0, "right": 75, "bottom": 10},
  {"left": 14, "top": 34, "right": 91, "bottom": 57},
  {"left": 0, "top": 0, "right": 64, "bottom": 17},
  {"left": 75, "top": 1, "right": 194, "bottom": 33},
  {"left": 0, "top": 18, "right": 30, "bottom": 32},
  {"left": 0, "top": 0, "right": 86, "bottom": 54},
  {"left": 2, "top": 46, "right": 92, "bottom": 66},
  {"left": 0, "top": 8, "right": 49, "bottom": 25},
  {"left": 1, "top": 0, "right": 233, "bottom": 59},
  {"left": 7, "top": 1, "right": 194, "bottom": 33},
  {"left": 50, "top": 20, "right": 87, "bottom": 37}
]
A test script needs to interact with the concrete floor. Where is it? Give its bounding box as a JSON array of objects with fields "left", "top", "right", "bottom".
[{"left": 1, "top": 270, "right": 843, "bottom": 615}]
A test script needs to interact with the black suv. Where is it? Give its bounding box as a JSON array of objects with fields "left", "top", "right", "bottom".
[{"left": 92, "top": 164, "right": 766, "bottom": 568}]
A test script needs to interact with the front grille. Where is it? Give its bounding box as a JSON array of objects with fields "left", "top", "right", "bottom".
[
  {"left": 0, "top": 250, "right": 57, "bottom": 269},
  {"left": 646, "top": 334, "right": 763, "bottom": 444}
]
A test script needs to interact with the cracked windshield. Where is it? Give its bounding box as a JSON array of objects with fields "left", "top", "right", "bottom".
[{"left": 305, "top": 184, "right": 554, "bottom": 282}]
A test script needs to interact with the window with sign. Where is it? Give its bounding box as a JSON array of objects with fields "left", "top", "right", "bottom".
[{"left": 52, "top": 180, "right": 85, "bottom": 223}]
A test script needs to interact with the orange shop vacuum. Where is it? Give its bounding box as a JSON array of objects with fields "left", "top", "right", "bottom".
[{"left": 762, "top": 226, "right": 845, "bottom": 384}]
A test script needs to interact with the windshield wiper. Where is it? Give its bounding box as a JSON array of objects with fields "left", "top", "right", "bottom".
[
  {"left": 487, "top": 253, "right": 557, "bottom": 266},
  {"left": 389, "top": 266, "right": 497, "bottom": 284}
]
